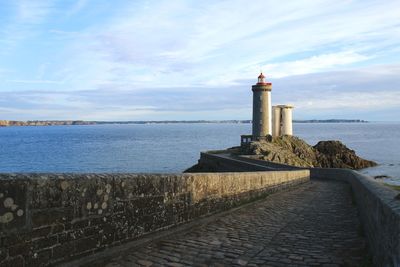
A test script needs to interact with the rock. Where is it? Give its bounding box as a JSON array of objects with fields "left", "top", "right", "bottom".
[
  {"left": 242, "top": 136, "right": 318, "bottom": 168},
  {"left": 242, "top": 136, "right": 376, "bottom": 170},
  {"left": 374, "top": 175, "right": 389, "bottom": 179},
  {"left": 314, "top": 140, "right": 377, "bottom": 169}
]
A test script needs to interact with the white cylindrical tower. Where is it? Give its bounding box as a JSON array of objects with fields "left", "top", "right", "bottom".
[
  {"left": 252, "top": 73, "right": 272, "bottom": 140},
  {"left": 272, "top": 106, "right": 281, "bottom": 137},
  {"left": 280, "top": 105, "right": 294, "bottom": 136}
]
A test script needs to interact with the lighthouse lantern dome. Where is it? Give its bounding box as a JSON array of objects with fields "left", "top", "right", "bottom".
[{"left": 257, "top": 72, "right": 265, "bottom": 84}]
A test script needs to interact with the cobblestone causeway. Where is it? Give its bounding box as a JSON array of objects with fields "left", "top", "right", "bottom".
[{"left": 100, "top": 180, "right": 368, "bottom": 267}]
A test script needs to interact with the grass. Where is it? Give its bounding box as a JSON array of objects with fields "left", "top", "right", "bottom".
[{"left": 384, "top": 184, "right": 400, "bottom": 191}]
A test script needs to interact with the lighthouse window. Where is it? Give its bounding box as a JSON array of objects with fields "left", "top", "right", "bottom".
[
  {"left": 260, "top": 108, "right": 263, "bottom": 112},
  {"left": 260, "top": 95, "right": 263, "bottom": 100}
]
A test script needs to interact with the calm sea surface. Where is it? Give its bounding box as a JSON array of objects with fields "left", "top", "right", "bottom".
[{"left": 0, "top": 123, "right": 399, "bottom": 184}]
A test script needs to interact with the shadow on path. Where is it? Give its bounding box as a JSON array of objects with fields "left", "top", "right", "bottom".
[{"left": 97, "top": 180, "right": 369, "bottom": 267}]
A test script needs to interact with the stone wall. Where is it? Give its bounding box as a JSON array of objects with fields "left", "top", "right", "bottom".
[
  {"left": 0, "top": 170, "right": 309, "bottom": 266},
  {"left": 236, "top": 155, "right": 304, "bottom": 170},
  {"left": 311, "top": 168, "right": 400, "bottom": 267},
  {"left": 198, "top": 152, "right": 305, "bottom": 172},
  {"left": 199, "top": 152, "right": 400, "bottom": 266},
  {"left": 198, "top": 152, "right": 276, "bottom": 172}
]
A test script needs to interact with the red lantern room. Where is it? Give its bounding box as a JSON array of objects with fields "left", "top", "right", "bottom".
[
  {"left": 256, "top": 72, "right": 271, "bottom": 85},
  {"left": 258, "top": 72, "right": 265, "bottom": 83}
]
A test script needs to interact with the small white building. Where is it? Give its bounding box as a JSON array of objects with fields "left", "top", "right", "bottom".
[{"left": 272, "top": 105, "right": 294, "bottom": 137}]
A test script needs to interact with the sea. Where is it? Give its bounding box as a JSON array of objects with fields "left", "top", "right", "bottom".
[{"left": 0, "top": 122, "right": 399, "bottom": 185}]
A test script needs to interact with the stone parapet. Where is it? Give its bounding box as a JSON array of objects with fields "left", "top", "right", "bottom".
[
  {"left": 198, "top": 152, "right": 400, "bottom": 266},
  {"left": 310, "top": 168, "right": 400, "bottom": 267},
  {"left": 0, "top": 169, "right": 309, "bottom": 266}
]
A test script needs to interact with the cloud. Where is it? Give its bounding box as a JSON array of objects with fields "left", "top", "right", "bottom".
[
  {"left": 261, "top": 51, "right": 371, "bottom": 78},
  {"left": 0, "top": 64, "right": 399, "bottom": 121},
  {"left": 0, "top": 0, "right": 54, "bottom": 54},
  {"left": 0, "top": 0, "right": 399, "bottom": 120},
  {"left": 294, "top": 91, "right": 400, "bottom": 110},
  {"left": 47, "top": 0, "right": 399, "bottom": 92},
  {"left": 66, "top": 0, "right": 90, "bottom": 16},
  {"left": 16, "top": 0, "right": 53, "bottom": 24},
  {"left": 6, "top": 79, "right": 63, "bottom": 84}
]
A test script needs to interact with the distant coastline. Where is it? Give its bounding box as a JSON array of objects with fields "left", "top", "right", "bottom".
[
  {"left": 293, "top": 119, "right": 368, "bottom": 123},
  {"left": 0, "top": 119, "right": 368, "bottom": 127}
]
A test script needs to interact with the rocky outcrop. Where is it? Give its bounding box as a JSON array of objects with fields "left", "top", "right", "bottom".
[
  {"left": 242, "top": 136, "right": 377, "bottom": 169},
  {"left": 313, "top": 140, "right": 377, "bottom": 169},
  {"left": 0, "top": 120, "right": 9, "bottom": 126}
]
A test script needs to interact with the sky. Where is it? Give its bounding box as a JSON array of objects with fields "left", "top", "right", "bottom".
[{"left": 0, "top": 0, "right": 399, "bottom": 121}]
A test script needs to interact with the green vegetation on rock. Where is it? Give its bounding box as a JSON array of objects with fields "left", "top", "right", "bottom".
[
  {"left": 385, "top": 184, "right": 400, "bottom": 191},
  {"left": 242, "top": 136, "right": 377, "bottom": 169}
]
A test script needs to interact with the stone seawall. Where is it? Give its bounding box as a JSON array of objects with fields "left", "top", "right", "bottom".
[
  {"left": 197, "top": 152, "right": 305, "bottom": 172},
  {"left": 197, "top": 152, "right": 276, "bottom": 172},
  {"left": 311, "top": 168, "right": 400, "bottom": 267},
  {"left": 198, "top": 152, "right": 400, "bottom": 267},
  {"left": 0, "top": 170, "right": 309, "bottom": 266}
]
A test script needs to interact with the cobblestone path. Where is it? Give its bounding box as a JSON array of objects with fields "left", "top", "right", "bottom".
[{"left": 101, "top": 180, "right": 368, "bottom": 267}]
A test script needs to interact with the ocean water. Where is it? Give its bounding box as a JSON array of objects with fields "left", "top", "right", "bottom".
[{"left": 0, "top": 123, "right": 398, "bottom": 184}]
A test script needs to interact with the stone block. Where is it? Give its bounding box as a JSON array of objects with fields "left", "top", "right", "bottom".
[
  {"left": 31, "top": 235, "right": 58, "bottom": 250},
  {"left": 52, "top": 242, "right": 74, "bottom": 260},
  {"left": 25, "top": 248, "right": 52, "bottom": 267},
  {"left": 51, "top": 223, "right": 65, "bottom": 234},
  {"left": 76, "top": 176, "right": 113, "bottom": 218},
  {"left": 8, "top": 241, "right": 31, "bottom": 257},
  {"left": 0, "top": 246, "right": 7, "bottom": 262},
  {"left": 0, "top": 255, "right": 24, "bottom": 267},
  {"left": 32, "top": 208, "right": 73, "bottom": 228},
  {"left": 0, "top": 180, "right": 27, "bottom": 230},
  {"left": 30, "top": 177, "right": 63, "bottom": 209},
  {"left": 73, "top": 236, "right": 99, "bottom": 253}
]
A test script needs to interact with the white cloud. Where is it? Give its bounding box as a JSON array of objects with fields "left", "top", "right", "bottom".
[
  {"left": 52, "top": 0, "right": 399, "bottom": 91},
  {"left": 16, "top": 0, "right": 53, "bottom": 24},
  {"left": 1, "top": 64, "right": 399, "bottom": 121},
  {"left": 6, "top": 79, "right": 63, "bottom": 84},
  {"left": 66, "top": 0, "right": 90, "bottom": 16},
  {"left": 294, "top": 91, "right": 400, "bottom": 110},
  {"left": 261, "top": 51, "right": 371, "bottom": 78},
  {"left": 0, "top": 0, "right": 400, "bottom": 120},
  {"left": 0, "top": 0, "right": 54, "bottom": 53}
]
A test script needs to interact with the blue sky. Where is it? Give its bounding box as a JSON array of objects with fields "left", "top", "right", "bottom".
[{"left": 0, "top": 0, "right": 399, "bottom": 121}]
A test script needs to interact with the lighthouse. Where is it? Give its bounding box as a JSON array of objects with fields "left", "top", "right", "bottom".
[
  {"left": 240, "top": 72, "right": 294, "bottom": 146},
  {"left": 252, "top": 73, "right": 272, "bottom": 140}
]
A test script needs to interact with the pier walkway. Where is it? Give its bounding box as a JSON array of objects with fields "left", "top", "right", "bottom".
[{"left": 98, "top": 180, "right": 368, "bottom": 267}]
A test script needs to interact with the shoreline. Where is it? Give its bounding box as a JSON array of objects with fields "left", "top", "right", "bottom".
[{"left": 0, "top": 119, "right": 369, "bottom": 127}]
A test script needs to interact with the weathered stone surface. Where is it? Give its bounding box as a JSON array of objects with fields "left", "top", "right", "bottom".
[
  {"left": 314, "top": 140, "right": 377, "bottom": 169},
  {"left": 311, "top": 168, "right": 400, "bottom": 267},
  {"left": 52, "top": 242, "right": 75, "bottom": 260},
  {"left": 0, "top": 171, "right": 309, "bottom": 266},
  {"left": 242, "top": 135, "right": 377, "bottom": 169},
  {"left": 100, "top": 181, "right": 369, "bottom": 267},
  {"left": 31, "top": 208, "right": 73, "bottom": 228},
  {"left": 0, "top": 255, "right": 24, "bottom": 267},
  {"left": 0, "top": 180, "right": 27, "bottom": 230}
]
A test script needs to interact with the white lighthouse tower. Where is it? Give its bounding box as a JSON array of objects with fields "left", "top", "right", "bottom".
[
  {"left": 241, "top": 72, "right": 294, "bottom": 146},
  {"left": 252, "top": 73, "right": 272, "bottom": 140}
]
